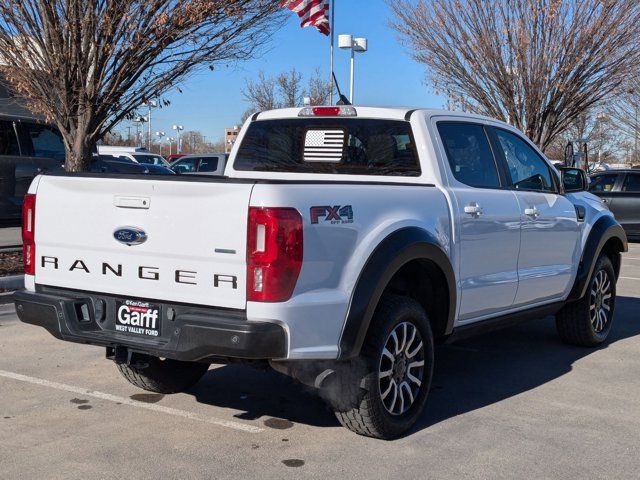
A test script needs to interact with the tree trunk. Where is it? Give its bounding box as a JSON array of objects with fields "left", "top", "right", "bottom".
[{"left": 63, "top": 126, "right": 96, "bottom": 173}]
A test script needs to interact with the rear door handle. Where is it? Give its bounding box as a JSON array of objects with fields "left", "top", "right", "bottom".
[
  {"left": 524, "top": 207, "right": 539, "bottom": 218},
  {"left": 464, "top": 203, "right": 483, "bottom": 217}
]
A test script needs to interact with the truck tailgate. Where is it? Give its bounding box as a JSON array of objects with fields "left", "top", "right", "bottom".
[{"left": 34, "top": 176, "right": 252, "bottom": 309}]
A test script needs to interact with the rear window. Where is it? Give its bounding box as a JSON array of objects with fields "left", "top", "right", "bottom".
[
  {"left": 20, "top": 123, "right": 66, "bottom": 161},
  {"left": 233, "top": 118, "right": 421, "bottom": 176},
  {"left": 198, "top": 157, "right": 219, "bottom": 172}
]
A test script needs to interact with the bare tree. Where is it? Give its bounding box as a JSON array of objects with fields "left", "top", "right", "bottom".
[
  {"left": 389, "top": 0, "right": 640, "bottom": 152},
  {"left": 277, "top": 69, "right": 304, "bottom": 108},
  {"left": 242, "top": 71, "right": 279, "bottom": 112},
  {"left": 307, "top": 68, "right": 332, "bottom": 106},
  {"left": 546, "top": 109, "right": 626, "bottom": 167},
  {"left": 242, "top": 67, "right": 332, "bottom": 120},
  {"left": 0, "top": 0, "right": 284, "bottom": 171},
  {"left": 609, "top": 78, "right": 640, "bottom": 164}
]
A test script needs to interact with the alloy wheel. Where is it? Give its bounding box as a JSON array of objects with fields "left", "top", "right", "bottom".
[
  {"left": 378, "top": 322, "right": 425, "bottom": 416},
  {"left": 590, "top": 269, "right": 612, "bottom": 333}
]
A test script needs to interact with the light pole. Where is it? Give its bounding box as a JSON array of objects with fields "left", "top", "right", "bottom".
[
  {"left": 133, "top": 116, "right": 146, "bottom": 148},
  {"left": 168, "top": 137, "right": 175, "bottom": 156},
  {"left": 338, "top": 34, "right": 368, "bottom": 104},
  {"left": 155, "top": 131, "right": 166, "bottom": 156},
  {"left": 141, "top": 100, "right": 158, "bottom": 150},
  {"left": 172, "top": 125, "right": 184, "bottom": 153}
]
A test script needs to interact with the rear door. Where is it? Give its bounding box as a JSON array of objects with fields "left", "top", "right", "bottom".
[
  {"left": 34, "top": 176, "right": 253, "bottom": 309},
  {"left": 490, "top": 127, "right": 580, "bottom": 306},
  {"left": 615, "top": 172, "right": 640, "bottom": 238},
  {"left": 16, "top": 121, "right": 65, "bottom": 174},
  {"left": 173, "top": 157, "right": 198, "bottom": 174},
  {"left": 436, "top": 121, "right": 521, "bottom": 321},
  {"left": 589, "top": 172, "right": 622, "bottom": 211}
]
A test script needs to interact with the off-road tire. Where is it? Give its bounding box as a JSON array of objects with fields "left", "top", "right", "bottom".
[
  {"left": 556, "top": 254, "right": 617, "bottom": 347},
  {"left": 327, "top": 295, "right": 434, "bottom": 440},
  {"left": 117, "top": 354, "right": 209, "bottom": 394}
]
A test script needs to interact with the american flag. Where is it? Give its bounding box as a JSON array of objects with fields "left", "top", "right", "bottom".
[
  {"left": 280, "top": 0, "right": 331, "bottom": 36},
  {"left": 303, "top": 129, "right": 345, "bottom": 162}
]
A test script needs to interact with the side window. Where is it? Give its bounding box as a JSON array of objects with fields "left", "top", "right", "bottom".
[
  {"left": 494, "top": 129, "right": 555, "bottom": 192},
  {"left": 622, "top": 173, "right": 640, "bottom": 193},
  {"left": 174, "top": 158, "right": 197, "bottom": 172},
  {"left": 0, "top": 121, "right": 20, "bottom": 156},
  {"left": 20, "top": 123, "right": 66, "bottom": 161},
  {"left": 589, "top": 174, "right": 619, "bottom": 193},
  {"left": 437, "top": 122, "right": 501, "bottom": 188},
  {"left": 198, "top": 157, "right": 218, "bottom": 172}
]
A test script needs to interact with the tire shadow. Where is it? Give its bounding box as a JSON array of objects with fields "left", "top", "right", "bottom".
[
  {"left": 187, "top": 296, "right": 640, "bottom": 435},
  {"left": 414, "top": 295, "right": 640, "bottom": 432},
  {"left": 189, "top": 363, "right": 338, "bottom": 428}
]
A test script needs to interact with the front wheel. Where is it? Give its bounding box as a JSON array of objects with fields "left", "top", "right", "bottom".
[
  {"left": 556, "top": 254, "right": 617, "bottom": 347},
  {"left": 325, "top": 295, "right": 434, "bottom": 439}
]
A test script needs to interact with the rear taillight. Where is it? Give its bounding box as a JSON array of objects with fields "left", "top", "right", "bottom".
[
  {"left": 22, "top": 194, "right": 36, "bottom": 276},
  {"left": 247, "top": 207, "right": 303, "bottom": 302}
]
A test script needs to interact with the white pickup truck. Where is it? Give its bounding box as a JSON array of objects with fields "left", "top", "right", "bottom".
[{"left": 15, "top": 106, "right": 627, "bottom": 439}]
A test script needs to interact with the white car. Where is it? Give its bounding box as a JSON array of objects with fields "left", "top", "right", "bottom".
[
  {"left": 15, "top": 106, "right": 627, "bottom": 439},
  {"left": 97, "top": 146, "right": 170, "bottom": 167}
]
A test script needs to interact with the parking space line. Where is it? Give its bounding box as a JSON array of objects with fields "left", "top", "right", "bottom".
[
  {"left": 0, "top": 369, "right": 263, "bottom": 434},
  {"left": 620, "top": 276, "right": 640, "bottom": 282}
]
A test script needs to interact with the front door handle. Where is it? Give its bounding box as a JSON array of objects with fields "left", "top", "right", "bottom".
[
  {"left": 464, "top": 203, "right": 483, "bottom": 217},
  {"left": 524, "top": 207, "right": 540, "bottom": 219}
]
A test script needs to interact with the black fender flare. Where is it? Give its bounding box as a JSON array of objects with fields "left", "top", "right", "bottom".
[
  {"left": 338, "top": 227, "right": 456, "bottom": 360},
  {"left": 567, "top": 215, "right": 628, "bottom": 302}
]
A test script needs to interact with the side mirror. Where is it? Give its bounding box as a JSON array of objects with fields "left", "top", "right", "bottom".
[{"left": 561, "top": 167, "right": 589, "bottom": 193}]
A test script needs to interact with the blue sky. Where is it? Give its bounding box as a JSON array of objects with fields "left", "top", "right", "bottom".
[{"left": 131, "top": 0, "right": 443, "bottom": 144}]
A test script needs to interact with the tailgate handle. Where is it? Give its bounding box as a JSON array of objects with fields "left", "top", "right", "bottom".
[{"left": 114, "top": 196, "right": 150, "bottom": 209}]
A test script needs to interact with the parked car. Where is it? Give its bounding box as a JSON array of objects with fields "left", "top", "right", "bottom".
[
  {"left": 14, "top": 106, "right": 627, "bottom": 440},
  {"left": 1, "top": 115, "right": 65, "bottom": 221},
  {"left": 590, "top": 169, "right": 640, "bottom": 240},
  {"left": 91, "top": 155, "right": 174, "bottom": 175},
  {"left": 171, "top": 153, "right": 228, "bottom": 175},
  {"left": 97, "top": 146, "right": 170, "bottom": 167}
]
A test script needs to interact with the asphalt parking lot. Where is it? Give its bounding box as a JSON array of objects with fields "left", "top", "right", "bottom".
[{"left": 1, "top": 245, "right": 639, "bottom": 479}]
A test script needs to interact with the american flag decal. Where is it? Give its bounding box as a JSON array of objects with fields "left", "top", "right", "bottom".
[
  {"left": 303, "top": 129, "right": 345, "bottom": 162},
  {"left": 280, "top": 0, "right": 331, "bottom": 36}
]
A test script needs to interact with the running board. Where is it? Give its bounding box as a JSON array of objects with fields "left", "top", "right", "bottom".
[{"left": 446, "top": 302, "right": 564, "bottom": 344}]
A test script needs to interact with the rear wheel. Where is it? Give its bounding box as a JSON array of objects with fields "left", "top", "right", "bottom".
[
  {"left": 556, "top": 254, "right": 616, "bottom": 346},
  {"left": 325, "top": 295, "right": 434, "bottom": 439},
  {"left": 116, "top": 354, "right": 209, "bottom": 394}
]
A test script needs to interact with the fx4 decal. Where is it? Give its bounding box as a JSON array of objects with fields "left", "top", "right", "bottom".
[{"left": 310, "top": 205, "right": 354, "bottom": 225}]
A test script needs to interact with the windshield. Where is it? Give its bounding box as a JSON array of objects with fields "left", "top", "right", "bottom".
[
  {"left": 234, "top": 118, "right": 421, "bottom": 176},
  {"left": 132, "top": 154, "right": 168, "bottom": 166}
]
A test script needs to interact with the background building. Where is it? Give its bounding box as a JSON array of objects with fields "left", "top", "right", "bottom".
[{"left": 225, "top": 126, "right": 240, "bottom": 153}]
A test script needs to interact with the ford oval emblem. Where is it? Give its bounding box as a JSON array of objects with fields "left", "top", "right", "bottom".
[{"left": 113, "top": 227, "right": 147, "bottom": 246}]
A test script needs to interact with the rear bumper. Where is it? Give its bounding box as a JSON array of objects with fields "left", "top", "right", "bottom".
[{"left": 13, "top": 288, "right": 287, "bottom": 362}]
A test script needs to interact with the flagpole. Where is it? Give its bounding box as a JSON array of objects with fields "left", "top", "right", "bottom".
[{"left": 329, "top": 0, "right": 335, "bottom": 105}]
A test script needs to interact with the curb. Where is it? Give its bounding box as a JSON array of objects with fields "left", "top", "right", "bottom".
[{"left": 0, "top": 275, "right": 24, "bottom": 290}]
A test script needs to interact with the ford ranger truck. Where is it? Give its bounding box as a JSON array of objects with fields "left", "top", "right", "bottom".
[{"left": 14, "top": 106, "right": 627, "bottom": 439}]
